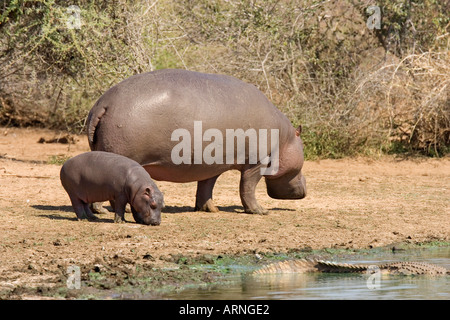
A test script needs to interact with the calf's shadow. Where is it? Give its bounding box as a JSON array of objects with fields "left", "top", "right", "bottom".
[
  {"left": 32, "top": 204, "right": 294, "bottom": 222},
  {"left": 32, "top": 204, "right": 112, "bottom": 223}
]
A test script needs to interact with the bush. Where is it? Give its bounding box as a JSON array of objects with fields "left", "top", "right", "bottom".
[
  {"left": 0, "top": 0, "right": 160, "bottom": 131},
  {"left": 0, "top": 0, "right": 448, "bottom": 157}
]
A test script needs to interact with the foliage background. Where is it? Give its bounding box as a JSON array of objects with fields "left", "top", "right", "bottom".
[{"left": 0, "top": 0, "right": 448, "bottom": 158}]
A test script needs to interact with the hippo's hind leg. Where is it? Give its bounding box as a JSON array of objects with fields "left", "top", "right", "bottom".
[
  {"left": 70, "top": 200, "right": 87, "bottom": 221},
  {"left": 195, "top": 175, "right": 220, "bottom": 213},
  {"left": 90, "top": 202, "right": 110, "bottom": 215},
  {"left": 82, "top": 203, "right": 98, "bottom": 221},
  {"left": 240, "top": 165, "right": 268, "bottom": 215},
  {"left": 70, "top": 197, "right": 97, "bottom": 221}
]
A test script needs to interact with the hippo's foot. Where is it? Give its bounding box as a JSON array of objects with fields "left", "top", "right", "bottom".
[
  {"left": 76, "top": 212, "right": 99, "bottom": 221},
  {"left": 90, "top": 202, "right": 110, "bottom": 215},
  {"left": 84, "top": 205, "right": 99, "bottom": 221},
  {"left": 195, "top": 199, "right": 219, "bottom": 213},
  {"left": 195, "top": 176, "right": 220, "bottom": 213},
  {"left": 114, "top": 214, "right": 126, "bottom": 224},
  {"left": 244, "top": 206, "right": 269, "bottom": 215},
  {"left": 86, "top": 214, "right": 99, "bottom": 221}
]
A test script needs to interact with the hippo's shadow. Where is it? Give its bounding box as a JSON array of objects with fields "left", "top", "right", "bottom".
[
  {"left": 270, "top": 207, "right": 296, "bottom": 212},
  {"left": 217, "top": 206, "right": 296, "bottom": 213},
  {"left": 32, "top": 204, "right": 295, "bottom": 221},
  {"left": 162, "top": 205, "right": 195, "bottom": 214},
  {"left": 32, "top": 204, "right": 114, "bottom": 223},
  {"left": 32, "top": 205, "right": 74, "bottom": 212},
  {"left": 162, "top": 205, "right": 293, "bottom": 214},
  {"left": 218, "top": 205, "right": 246, "bottom": 213},
  {"left": 163, "top": 205, "right": 245, "bottom": 214}
]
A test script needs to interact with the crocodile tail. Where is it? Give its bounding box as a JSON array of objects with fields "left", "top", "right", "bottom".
[
  {"left": 86, "top": 101, "right": 106, "bottom": 151},
  {"left": 252, "top": 259, "right": 449, "bottom": 275},
  {"left": 252, "top": 259, "right": 318, "bottom": 275},
  {"left": 315, "top": 260, "right": 369, "bottom": 273}
]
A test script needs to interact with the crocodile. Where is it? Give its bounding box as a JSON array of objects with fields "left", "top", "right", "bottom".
[{"left": 252, "top": 259, "right": 448, "bottom": 276}]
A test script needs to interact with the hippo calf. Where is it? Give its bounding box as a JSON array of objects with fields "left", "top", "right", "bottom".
[
  {"left": 60, "top": 151, "right": 163, "bottom": 225},
  {"left": 87, "top": 69, "right": 306, "bottom": 214}
]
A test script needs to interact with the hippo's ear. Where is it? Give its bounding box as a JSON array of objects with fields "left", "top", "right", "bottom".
[
  {"left": 295, "top": 125, "right": 302, "bottom": 137},
  {"left": 145, "top": 187, "right": 158, "bottom": 209}
]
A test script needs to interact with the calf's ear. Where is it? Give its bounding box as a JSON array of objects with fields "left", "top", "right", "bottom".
[
  {"left": 145, "top": 187, "right": 158, "bottom": 208},
  {"left": 295, "top": 125, "right": 302, "bottom": 137}
]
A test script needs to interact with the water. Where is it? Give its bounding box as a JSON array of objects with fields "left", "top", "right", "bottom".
[{"left": 163, "top": 247, "right": 450, "bottom": 300}]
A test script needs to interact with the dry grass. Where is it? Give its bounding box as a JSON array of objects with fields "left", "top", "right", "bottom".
[
  {"left": 0, "top": 0, "right": 448, "bottom": 157},
  {"left": 353, "top": 50, "right": 449, "bottom": 155}
]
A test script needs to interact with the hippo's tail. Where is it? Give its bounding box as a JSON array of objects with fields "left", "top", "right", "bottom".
[{"left": 86, "top": 101, "right": 106, "bottom": 151}]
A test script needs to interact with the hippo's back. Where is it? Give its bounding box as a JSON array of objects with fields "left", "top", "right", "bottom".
[{"left": 87, "top": 69, "right": 292, "bottom": 182}]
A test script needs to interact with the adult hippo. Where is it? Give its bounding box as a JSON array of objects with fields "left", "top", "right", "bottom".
[{"left": 87, "top": 69, "right": 306, "bottom": 214}]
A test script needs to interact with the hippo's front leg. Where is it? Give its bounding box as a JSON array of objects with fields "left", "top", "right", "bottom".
[
  {"left": 113, "top": 196, "right": 128, "bottom": 223},
  {"left": 240, "top": 165, "right": 268, "bottom": 215},
  {"left": 195, "top": 175, "right": 220, "bottom": 212},
  {"left": 109, "top": 200, "right": 132, "bottom": 213}
]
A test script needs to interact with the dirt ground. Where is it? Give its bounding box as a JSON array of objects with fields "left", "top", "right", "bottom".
[{"left": 0, "top": 127, "right": 449, "bottom": 299}]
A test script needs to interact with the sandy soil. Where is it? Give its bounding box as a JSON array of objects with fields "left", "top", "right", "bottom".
[{"left": 0, "top": 127, "right": 448, "bottom": 298}]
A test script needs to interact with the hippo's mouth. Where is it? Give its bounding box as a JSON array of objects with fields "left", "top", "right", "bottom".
[
  {"left": 265, "top": 174, "right": 307, "bottom": 200},
  {"left": 131, "top": 206, "right": 161, "bottom": 226}
]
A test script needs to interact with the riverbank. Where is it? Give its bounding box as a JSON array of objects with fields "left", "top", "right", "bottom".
[{"left": 0, "top": 127, "right": 448, "bottom": 299}]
